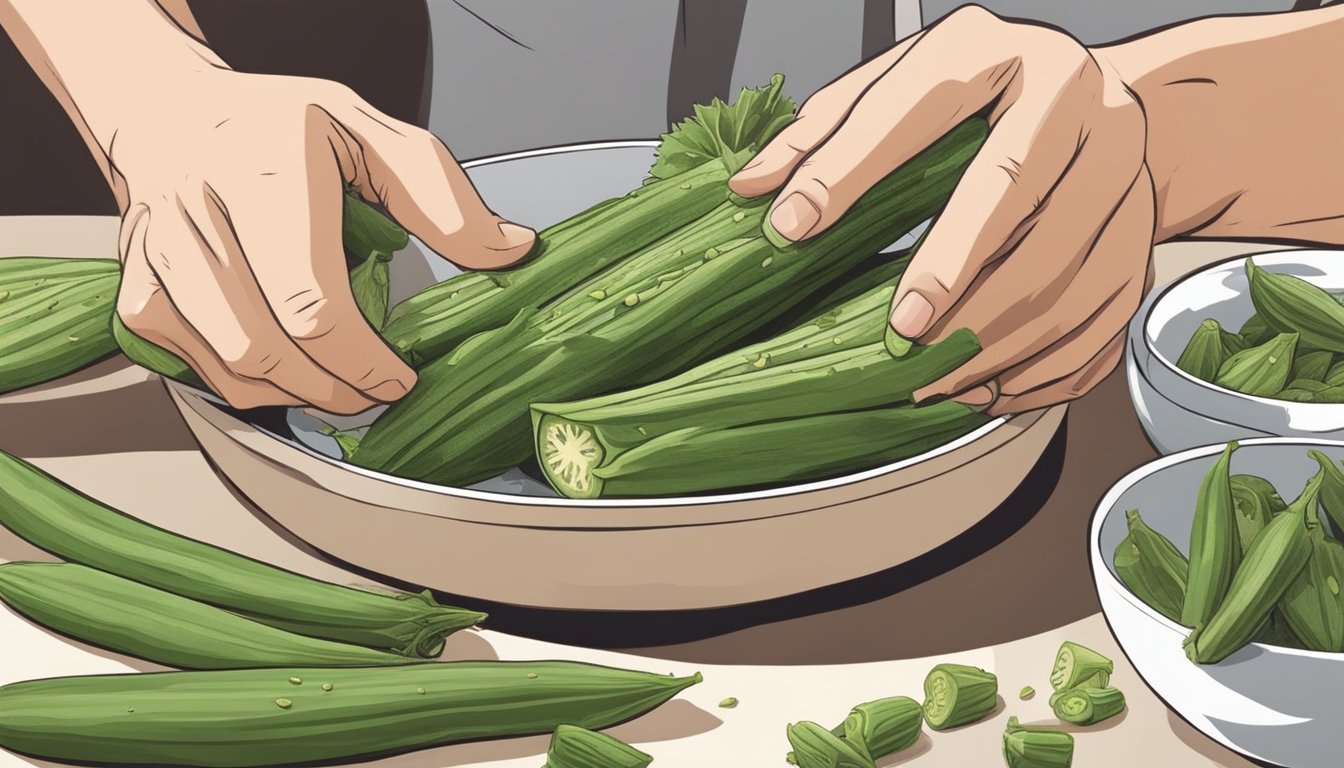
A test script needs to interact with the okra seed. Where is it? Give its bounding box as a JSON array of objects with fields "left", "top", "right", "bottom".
[
  {"left": 526, "top": 672, "right": 539, "bottom": 679},
  {"left": 322, "top": 683, "right": 334, "bottom": 692},
  {"left": 832, "top": 337, "right": 843, "bottom": 345},
  {"left": 289, "top": 677, "right": 302, "bottom": 685},
  {"left": 732, "top": 212, "right": 746, "bottom": 222},
  {"left": 275, "top": 698, "right": 293, "bottom": 709},
  {"left": 417, "top": 687, "right": 427, "bottom": 695},
  {"left": 589, "top": 290, "right": 607, "bottom": 300},
  {"left": 718, "top": 697, "right": 739, "bottom": 709},
  {"left": 761, "top": 257, "right": 773, "bottom": 268},
  {"left": 1019, "top": 686, "right": 1035, "bottom": 700},
  {"left": 623, "top": 294, "right": 640, "bottom": 307}
]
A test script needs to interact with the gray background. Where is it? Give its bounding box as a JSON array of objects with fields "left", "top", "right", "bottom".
[{"left": 423, "top": 0, "right": 1297, "bottom": 159}]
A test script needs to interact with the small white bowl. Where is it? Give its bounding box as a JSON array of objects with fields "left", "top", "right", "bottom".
[
  {"left": 1127, "top": 250, "right": 1344, "bottom": 455},
  {"left": 1091, "top": 438, "right": 1344, "bottom": 768}
]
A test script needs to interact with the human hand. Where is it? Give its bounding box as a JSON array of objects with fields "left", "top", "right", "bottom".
[
  {"left": 730, "top": 5, "right": 1154, "bottom": 415},
  {"left": 106, "top": 68, "right": 536, "bottom": 413}
]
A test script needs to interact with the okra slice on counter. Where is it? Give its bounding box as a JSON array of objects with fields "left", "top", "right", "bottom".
[
  {"left": 923, "top": 663, "right": 998, "bottom": 731},
  {"left": 0, "top": 451, "right": 484, "bottom": 658},
  {"left": 1002, "top": 717, "right": 1075, "bottom": 768},
  {"left": 0, "top": 563, "right": 415, "bottom": 669},
  {"left": 1113, "top": 509, "right": 1189, "bottom": 624},
  {"left": 832, "top": 696, "right": 924, "bottom": 761},
  {"left": 1049, "top": 642, "right": 1113, "bottom": 691},
  {"left": 0, "top": 662, "right": 700, "bottom": 767},
  {"left": 1049, "top": 687, "right": 1127, "bottom": 727},
  {"left": 544, "top": 724, "right": 653, "bottom": 768},
  {"left": 1246, "top": 258, "right": 1344, "bottom": 354},
  {"left": 786, "top": 720, "right": 875, "bottom": 768},
  {"left": 0, "top": 257, "right": 121, "bottom": 395},
  {"left": 1175, "top": 319, "right": 1226, "bottom": 381},
  {"left": 1184, "top": 471, "right": 1318, "bottom": 664},
  {"left": 1181, "top": 441, "right": 1241, "bottom": 630}
]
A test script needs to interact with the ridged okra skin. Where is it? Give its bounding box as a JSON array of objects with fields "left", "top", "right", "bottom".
[
  {"left": 1113, "top": 509, "right": 1189, "bottom": 624},
  {"left": 1181, "top": 441, "right": 1242, "bottom": 629},
  {"left": 351, "top": 118, "right": 990, "bottom": 487},
  {"left": 544, "top": 724, "right": 653, "bottom": 768},
  {"left": 383, "top": 161, "right": 731, "bottom": 366},
  {"left": 0, "top": 662, "right": 700, "bottom": 767},
  {"left": 0, "top": 451, "right": 483, "bottom": 658},
  {"left": 0, "top": 257, "right": 121, "bottom": 394}
]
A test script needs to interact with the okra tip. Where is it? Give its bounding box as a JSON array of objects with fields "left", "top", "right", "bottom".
[{"left": 400, "top": 607, "right": 489, "bottom": 658}]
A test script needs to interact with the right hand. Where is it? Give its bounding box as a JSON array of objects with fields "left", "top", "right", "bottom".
[{"left": 112, "top": 68, "right": 535, "bottom": 414}]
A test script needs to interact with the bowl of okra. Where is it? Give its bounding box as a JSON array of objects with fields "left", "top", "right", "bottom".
[
  {"left": 1127, "top": 249, "right": 1344, "bottom": 455},
  {"left": 1091, "top": 437, "right": 1344, "bottom": 768}
]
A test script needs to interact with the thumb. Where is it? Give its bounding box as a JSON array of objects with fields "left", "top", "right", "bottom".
[{"left": 341, "top": 111, "right": 536, "bottom": 270}]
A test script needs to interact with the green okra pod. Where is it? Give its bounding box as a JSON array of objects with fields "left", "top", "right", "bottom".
[
  {"left": 1049, "top": 687, "right": 1127, "bottom": 726},
  {"left": 1002, "top": 717, "right": 1074, "bottom": 768},
  {"left": 543, "top": 725, "right": 653, "bottom": 768},
  {"left": 1184, "top": 471, "right": 1318, "bottom": 664},
  {"left": 1326, "top": 361, "right": 1344, "bottom": 386},
  {"left": 922, "top": 663, "right": 998, "bottom": 731},
  {"left": 1285, "top": 378, "right": 1330, "bottom": 393},
  {"left": 1175, "top": 319, "right": 1226, "bottom": 381},
  {"left": 1238, "top": 313, "right": 1274, "bottom": 347},
  {"left": 1279, "top": 523, "right": 1344, "bottom": 652},
  {"left": 1049, "top": 641, "right": 1113, "bottom": 691},
  {"left": 0, "top": 563, "right": 416, "bottom": 669},
  {"left": 1310, "top": 450, "right": 1344, "bottom": 536},
  {"left": 1246, "top": 258, "right": 1344, "bottom": 354},
  {"left": 349, "top": 249, "right": 392, "bottom": 331},
  {"left": 831, "top": 696, "right": 923, "bottom": 760},
  {"left": 1113, "top": 509, "right": 1189, "bottom": 623},
  {"left": 1214, "top": 333, "right": 1298, "bottom": 397},
  {"left": 1230, "top": 474, "right": 1282, "bottom": 554},
  {"left": 787, "top": 720, "right": 874, "bottom": 768},
  {"left": 1182, "top": 442, "right": 1242, "bottom": 629},
  {"left": 1294, "top": 350, "right": 1335, "bottom": 382}
]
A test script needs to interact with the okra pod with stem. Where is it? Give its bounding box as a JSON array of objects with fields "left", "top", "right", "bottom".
[
  {"left": 1184, "top": 470, "right": 1318, "bottom": 664},
  {"left": 1246, "top": 258, "right": 1344, "bottom": 353},
  {"left": 1214, "top": 333, "right": 1298, "bottom": 397},
  {"left": 1113, "top": 509, "right": 1189, "bottom": 624},
  {"left": 0, "top": 562, "right": 415, "bottom": 669},
  {"left": 1309, "top": 450, "right": 1344, "bottom": 536},
  {"left": 1002, "top": 717, "right": 1074, "bottom": 768},
  {"left": 1239, "top": 312, "right": 1274, "bottom": 347},
  {"left": 544, "top": 724, "right": 653, "bottom": 768},
  {"left": 1294, "top": 350, "right": 1335, "bottom": 382},
  {"left": 1181, "top": 441, "right": 1242, "bottom": 630},
  {"left": 1175, "top": 319, "right": 1226, "bottom": 382},
  {"left": 831, "top": 696, "right": 923, "bottom": 761},
  {"left": 922, "top": 663, "right": 998, "bottom": 731},
  {"left": 786, "top": 720, "right": 874, "bottom": 768},
  {"left": 0, "top": 451, "right": 483, "bottom": 657},
  {"left": 1279, "top": 522, "right": 1344, "bottom": 652},
  {"left": 1049, "top": 642, "right": 1113, "bottom": 691},
  {"left": 1049, "top": 687, "right": 1126, "bottom": 726},
  {"left": 0, "top": 662, "right": 700, "bottom": 767}
]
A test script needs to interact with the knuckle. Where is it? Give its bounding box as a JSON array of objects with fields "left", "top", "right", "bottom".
[
  {"left": 221, "top": 341, "right": 281, "bottom": 378},
  {"left": 947, "top": 4, "right": 998, "bottom": 30},
  {"left": 276, "top": 294, "right": 342, "bottom": 341}
]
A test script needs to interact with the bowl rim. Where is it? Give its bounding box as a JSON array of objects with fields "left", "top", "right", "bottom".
[
  {"left": 1140, "top": 249, "right": 1344, "bottom": 409},
  {"left": 169, "top": 138, "right": 1017, "bottom": 508},
  {"left": 1089, "top": 435, "right": 1344, "bottom": 660}
]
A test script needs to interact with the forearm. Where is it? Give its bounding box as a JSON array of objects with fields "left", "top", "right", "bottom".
[
  {"left": 1100, "top": 6, "right": 1344, "bottom": 244},
  {"left": 0, "top": 0, "right": 224, "bottom": 201}
]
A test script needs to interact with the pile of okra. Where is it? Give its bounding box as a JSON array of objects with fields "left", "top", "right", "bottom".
[{"left": 1117, "top": 441, "right": 1344, "bottom": 662}]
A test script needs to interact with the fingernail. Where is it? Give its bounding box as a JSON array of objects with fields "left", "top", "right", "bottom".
[
  {"left": 953, "top": 385, "right": 997, "bottom": 407},
  {"left": 889, "top": 292, "right": 934, "bottom": 338},
  {"left": 769, "top": 193, "right": 821, "bottom": 241},
  {"left": 497, "top": 221, "right": 535, "bottom": 250},
  {"left": 367, "top": 376, "right": 414, "bottom": 402}
]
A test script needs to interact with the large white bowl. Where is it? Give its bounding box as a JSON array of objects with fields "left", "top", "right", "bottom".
[
  {"left": 1091, "top": 438, "right": 1344, "bottom": 768},
  {"left": 1127, "top": 250, "right": 1344, "bottom": 455},
  {"left": 168, "top": 141, "right": 1066, "bottom": 613}
]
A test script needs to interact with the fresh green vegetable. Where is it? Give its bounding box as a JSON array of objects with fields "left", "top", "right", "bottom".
[
  {"left": 532, "top": 328, "right": 981, "bottom": 498},
  {"left": 342, "top": 194, "right": 410, "bottom": 266},
  {"left": 922, "top": 663, "right": 998, "bottom": 731},
  {"left": 349, "top": 249, "right": 392, "bottom": 330},
  {"left": 1213, "top": 333, "right": 1298, "bottom": 397},
  {"left": 1019, "top": 686, "right": 1036, "bottom": 700},
  {"left": 0, "top": 451, "right": 483, "bottom": 657},
  {"left": 649, "top": 74, "right": 796, "bottom": 180},
  {"left": 1230, "top": 475, "right": 1278, "bottom": 555},
  {"left": 0, "top": 662, "right": 700, "bottom": 767},
  {"left": 1049, "top": 687, "right": 1126, "bottom": 726},
  {"left": 543, "top": 724, "right": 653, "bottom": 768},
  {"left": 832, "top": 696, "right": 923, "bottom": 760},
  {"left": 1294, "top": 350, "right": 1335, "bottom": 382},
  {"left": 1239, "top": 313, "right": 1274, "bottom": 347},
  {"left": 350, "top": 118, "right": 989, "bottom": 487},
  {"left": 1184, "top": 470, "right": 1317, "bottom": 664},
  {"left": 1113, "top": 509, "right": 1189, "bottom": 623},
  {"left": 0, "top": 257, "right": 120, "bottom": 394},
  {"left": 1049, "top": 642, "right": 1112, "bottom": 691},
  {"left": 1175, "top": 319, "right": 1226, "bottom": 381},
  {"left": 719, "top": 696, "right": 739, "bottom": 709},
  {"left": 1247, "top": 258, "right": 1344, "bottom": 353},
  {"left": 786, "top": 720, "right": 873, "bottom": 768},
  {"left": 1002, "top": 717, "right": 1074, "bottom": 768},
  {"left": 1311, "top": 450, "right": 1344, "bottom": 536},
  {"left": 1279, "top": 522, "right": 1344, "bottom": 652},
  {"left": 0, "top": 562, "right": 414, "bottom": 669},
  {"left": 1181, "top": 442, "right": 1242, "bottom": 629}
]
